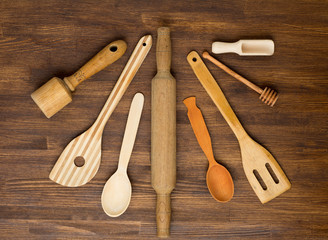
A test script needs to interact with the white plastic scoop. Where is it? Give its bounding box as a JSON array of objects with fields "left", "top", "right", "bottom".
[
  {"left": 212, "top": 40, "right": 274, "bottom": 56},
  {"left": 101, "top": 93, "right": 144, "bottom": 217}
]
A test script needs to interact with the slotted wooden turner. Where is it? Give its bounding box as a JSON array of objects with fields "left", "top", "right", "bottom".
[
  {"left": 49, "top": 35, "right": 152, "bottom": 187},
  {"left": 187, "top": 51, "right": 291, "bottom": 203}
]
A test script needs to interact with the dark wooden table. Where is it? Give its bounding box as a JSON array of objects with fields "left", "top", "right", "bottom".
[{"left": 0, "top": 0, "right": 327, "bottom": 239}]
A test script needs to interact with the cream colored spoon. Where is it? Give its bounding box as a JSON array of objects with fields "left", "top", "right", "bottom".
[{"left": 101, "top": 93, "right": 144, "bottom": 217}]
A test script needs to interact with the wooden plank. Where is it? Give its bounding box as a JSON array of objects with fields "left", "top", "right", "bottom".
[{"left": 0, "top": 0, "right": 327, "bottom": 238}]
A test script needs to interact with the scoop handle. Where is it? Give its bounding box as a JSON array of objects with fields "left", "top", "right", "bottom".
[
  {"left": 64, "top": 40, "right": 127, "bottom": 91},
  {"left": 212, "top": 41, "right": 240, "bottom": 54},
  {"left": 183, "top": 97, "right": 216, "bottom": 165},
  {"left": 117, "top": 93, "right": 144, "bottom": 172}
]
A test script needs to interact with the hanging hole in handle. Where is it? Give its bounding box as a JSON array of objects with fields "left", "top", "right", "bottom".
[
  {"left": 192, "top": 57, "right": 197, "bottom": 62},
  {"left": 265, "top": 163, "right": 279, "bottom": 184},
  {"left": 110, "top": 46, "right": 118, "bottom": 52},
  {"left": 253, "top": 170, "right": 267, "bottom": 190},
  {"left": 143, "top": 43, "right": 146, "bottom": 46},
  {"left": 74, "top": 156, "right": 85, "bottom": 167}
]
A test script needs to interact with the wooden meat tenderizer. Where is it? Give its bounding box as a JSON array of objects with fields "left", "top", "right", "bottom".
[
  {"left": 151, "top": 27, "right": 176, "bottom": 238},
  {"left": 31, "top": 40, "right": 127, "bottom": 118},
  {"left": 203, "top": 52, "right": 279, "bottom": 107}
]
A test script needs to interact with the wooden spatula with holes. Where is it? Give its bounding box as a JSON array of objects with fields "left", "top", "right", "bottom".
[
  {"left": 49, "top": 35, "right": 152, "bottom": 187},
  {"left": 187, "top": 51, "right": 291, "bottom": 203}
]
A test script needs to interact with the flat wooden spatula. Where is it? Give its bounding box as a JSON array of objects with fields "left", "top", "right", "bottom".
[
  {"left": 187, "top": 51, "right": 291, "bottom": 203},
  {"left": 49, "top": 35, "right": 152, "bottom": 187}
]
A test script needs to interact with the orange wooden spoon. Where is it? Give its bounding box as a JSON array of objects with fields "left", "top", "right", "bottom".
[{"left": 183, "top": 97, "right": 234, "bottom": 202}]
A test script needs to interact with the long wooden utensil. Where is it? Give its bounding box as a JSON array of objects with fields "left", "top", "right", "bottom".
[
  {"left": 187, "top": 51, "right": 290, "bottom": 203},
  {"left": 49, "top": 35, "right": 152, "bottom": 187},
  {"left": 151, "top": 27, "right": 176, "bottom": 237},
  {"left": 31, "top": 40, "right": 127, "bottom": 118},
  {"left": 183, "top": 96, "right": 234, "bottom": 202},
  {"left": 203, "top": 52, "right": 278, "bottom": 107},
  {"left": 101, "top": 93, "right": 144, "bottom": 217}
]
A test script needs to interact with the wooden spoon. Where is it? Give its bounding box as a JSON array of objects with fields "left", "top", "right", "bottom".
[
  {"left": 101, "top": 93, "right": 144, "bottom": 217},
  {"left": 183, "top": 96, "right": 234, "bottom": 202}
]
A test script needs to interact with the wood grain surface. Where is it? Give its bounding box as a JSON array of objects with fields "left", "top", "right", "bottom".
[{"left": 0, "top": 0, "right": 327, "bottom": 239}]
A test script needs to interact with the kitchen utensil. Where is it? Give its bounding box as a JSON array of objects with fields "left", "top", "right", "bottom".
[
  {"left": 151, "top": 27, "right": 176, "bottom": 238},
  {"left": 212, "top": 39, "right": 274, "bottom": 56},
  {"left": 187, "top": 51, "right": 291, "bottom": 203},
  {"left": 49, "top": 35, "right": 152, "bottom": 187},
  {"left": 101, "top": 93, "right": 144, "bottom": 217},
  {"left": 31, "top": 40, "right": 127, "bottom": 118},
  {"left": 183, "top": 96, "right": 234, "bottom": 202},
  {"left": 203, "top": 52, "right": 279, "bottom": 106}
]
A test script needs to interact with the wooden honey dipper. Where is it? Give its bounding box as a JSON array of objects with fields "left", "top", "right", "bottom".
[{"left": 203, "top": 51, "right": 279, "bottom": 107}]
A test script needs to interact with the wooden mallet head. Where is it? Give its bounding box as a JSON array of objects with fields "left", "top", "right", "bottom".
[{"left": 31, "top": 40, "right": 127, "bottom": 118}]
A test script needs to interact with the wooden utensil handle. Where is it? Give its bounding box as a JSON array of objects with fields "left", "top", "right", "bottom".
[
  {"left": 94, "top": 35, "right": 152, "bottom": 132},
  {"left": 117, "top": 93, "right": 144, "bottom": 172},
  {"left": 187, "top": 51, "right": 247, "bottom": 141},
  {"left": 156, "top": 27, "right": 171, "bottom": 71},
  {"left": 183, "top": 97, "right": 216, "bottom": 165},
  {"left": 202, "top": 52, "right": 263, "bottom": 94},
  {"left": 212, "top": 41, "right": 239, "bottom": 54},
  {"left": 64, "top": 40, "right": 127, "bottom": 91},
  {"left": 156, "top": 194, "right": 171, "bottom": 238}
]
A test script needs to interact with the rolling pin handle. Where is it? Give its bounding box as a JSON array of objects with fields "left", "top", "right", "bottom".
[
  {"left": 156, "top": 27, "right": 171, "bottom": 72},
  {"left": 156, "top": 193, "right": 171, "bottom": 238}
]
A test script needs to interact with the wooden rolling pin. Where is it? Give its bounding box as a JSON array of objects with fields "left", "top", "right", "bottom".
[
  {"left": 151, "top": 27, "right": 176, "bottom": 238},
  {"left": 31, "top": 40, "right": 127, "bottom": 118}
]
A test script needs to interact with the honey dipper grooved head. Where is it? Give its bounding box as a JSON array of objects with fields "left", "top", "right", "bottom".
[{"left": 259, "top": 87, "right": 279, "bottom": 107}]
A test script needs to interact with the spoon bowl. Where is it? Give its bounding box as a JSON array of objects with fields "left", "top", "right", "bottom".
[
  {"left": 101, "top": 171, "right": 132, "bottom": 217},
  {"left": 206, "top": 164, "right": 234, "bottom": 202},
  {"left": 183, "top": 96, "right": 234, "bottom": 203}
]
